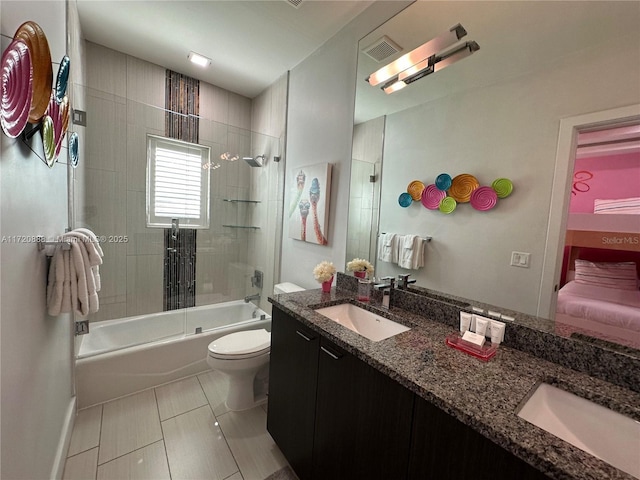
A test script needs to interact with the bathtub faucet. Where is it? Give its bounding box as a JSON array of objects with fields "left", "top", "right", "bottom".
[{"left": 244, "top": 293, "right": 261, "bottom": 304}]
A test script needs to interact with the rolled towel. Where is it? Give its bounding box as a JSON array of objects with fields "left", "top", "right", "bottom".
[
  {"left": 68, "top": 247, "right": 81, "bottom": 316},
  {"left": 61, "top": 249, "right": 72, "bottom": 314},
  {"left": 74, "top": 227, "right": 104, "bottom": 257},
  {"left": 63, "top": 235, "right": 92, "bottom": 316},
  {"left": 66, "top": 230, "right": 102, "bottom": 293},
  {"left": 66, "top": 231, "right": 102, "bottom": 266}
]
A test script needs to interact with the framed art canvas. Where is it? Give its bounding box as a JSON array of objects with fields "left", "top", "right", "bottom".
[{"left": 288, "top": 162, "right": 332, "bottom": 245}]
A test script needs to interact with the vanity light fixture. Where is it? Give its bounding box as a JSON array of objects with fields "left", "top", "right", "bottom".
[
  {"left": 188, "top": 51, "right": 211, "bottom": 67},
  {"left": 366, "top": 24, "right": 479, "bottom": 94}
]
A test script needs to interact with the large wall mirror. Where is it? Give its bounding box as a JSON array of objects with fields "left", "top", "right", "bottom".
[{"left": 347, "top": 1, "right": 640, "bottom": 353}]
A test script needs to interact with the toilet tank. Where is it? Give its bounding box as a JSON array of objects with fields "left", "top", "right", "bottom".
[{"left": 274, "top": 282, "right": 305, "bottom": 295}]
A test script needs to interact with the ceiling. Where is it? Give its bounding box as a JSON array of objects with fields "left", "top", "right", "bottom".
[
  {"left": 76, "top": 0, "right": 373, "bottom": 99},
  {"left": 355, "top": 1, "right": 640, "bottom": 123}
]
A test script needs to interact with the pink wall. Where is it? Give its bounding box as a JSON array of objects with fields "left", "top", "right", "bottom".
[{"left": 569, "top": 152, "right": 640, "bottom": 213}]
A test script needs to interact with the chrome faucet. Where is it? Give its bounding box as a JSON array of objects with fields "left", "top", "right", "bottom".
[
  {"left": 244, "top": 293, "right": 260, "bottom": 303},
  {"left": 397, "top": 274, "right": 417, "bottom": 290},
  {"left": 374, "top": 277, "right": 395, "bottom": 309}
]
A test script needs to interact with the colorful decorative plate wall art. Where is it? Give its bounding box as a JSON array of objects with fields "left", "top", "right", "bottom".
[
  {"left": 407, "top": 180, "right": 425, "bottom": 201},
  {"left": 1, "top": 39, "right": 33, "bottom": 138},
  {"left": 470, "top": 186, "right": 498, "bottom": 211},
  {"left": 448, "top": 174, "right": 480, "bottom": 203},
  {"left": 13, "top": 21, "right": 53, "bottom": 123},
  {"left": 47, "top": 94, "right": 70, "bottom": 158},
  {"left": 421, "top": 184, "right": 446, "bottom": 210},
  {"left": 492, "top": 178, "right": 514, "bottom": 198},
  {"left": 68, "top": 131, "right": 79, "bottom": 167},
  {"left": 398, "top": 192, "right": 413, "bottom": 207},
  {"left": 439, "top": 196, "right": 457, "bottom": 214},
  {"left": 435, "top": 173, "right": 452, "bottom": 191},
  {"left": 41, "top": 116, "right": 56, "bottom": 167},
  {"left": 55, "top": 56, "right": 70, "bottom": 103}
]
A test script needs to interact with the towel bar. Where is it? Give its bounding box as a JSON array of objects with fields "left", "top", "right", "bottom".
[
  {"left": 380, "top": 233, "right": 431, "bottom": 242},
  {"left": 37, "top": 239, "right": 72, "bottom": 254}
]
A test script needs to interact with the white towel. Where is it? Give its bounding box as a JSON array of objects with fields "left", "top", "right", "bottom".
[
  {"left": 377, "top": 233, "right": 398, "bottom": 263},
  {"left": 397, "top": 235, "right": 425, "bottom": 270},
  {"left": 66, "top": 230, "right": 102, "bottom": 292},
  {"left": 398, "top": 234, "right": 416, "bottom": 269},
  {"left": 413, "top": 236, "right": 425, "bottom": 269},
  {"left": 73, "top": 227, "right": 104, "bottom": 257},
  {"left": 62, "top": 233, "right": 99, "bottom": 316},
  {"left": 61, "top": 249, "right": 72, "bottom": 314}
]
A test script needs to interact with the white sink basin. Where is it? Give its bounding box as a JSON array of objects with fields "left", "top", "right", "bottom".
[
  {"left": 518, "top": 383, "right": 640, "bottom": 478},
  {"left": 314, "top": 303, "right": 410, "bottom": 342}
]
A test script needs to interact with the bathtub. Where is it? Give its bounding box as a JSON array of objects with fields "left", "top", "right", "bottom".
[{"left": 75, "top": 300, "right": 271, "bottom": 408}]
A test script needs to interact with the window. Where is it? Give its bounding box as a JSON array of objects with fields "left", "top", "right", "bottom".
[{"left": 146, "top": 135, "right": 210, "bottom": 229}]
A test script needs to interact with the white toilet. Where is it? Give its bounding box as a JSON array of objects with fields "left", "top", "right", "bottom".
[{"left": 206, "top": 282, "right": 304, "bottom": 411}]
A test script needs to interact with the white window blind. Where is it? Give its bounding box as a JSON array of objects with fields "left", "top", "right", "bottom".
[{"left": 147, "top": 135, "right": 210, "bottom": 229}]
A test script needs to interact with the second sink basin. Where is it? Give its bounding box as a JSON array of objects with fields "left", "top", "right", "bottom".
[
  {"left": 314, "top": 303, "right": 410, "bottom": 342},
  {"left": 518, "top": 382, "right": 640, "bottom": 478}
]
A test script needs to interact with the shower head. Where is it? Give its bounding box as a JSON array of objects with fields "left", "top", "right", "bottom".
[{"left": 243, "top": 155, "right": 265, "bottom": 167}]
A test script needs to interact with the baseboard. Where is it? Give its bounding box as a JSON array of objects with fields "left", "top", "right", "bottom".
[{"left": 50, "top": 396, "right": 76, "bottom": 480}]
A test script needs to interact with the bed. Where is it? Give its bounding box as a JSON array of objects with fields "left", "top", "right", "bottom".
[
  {"left": 556, "top": 280, "right": 640, "bottom": 344},
  {"left": 556, "top": 199, "right": 640, "bottom": 347}
]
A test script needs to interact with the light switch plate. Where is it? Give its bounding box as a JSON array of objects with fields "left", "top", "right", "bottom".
[{"left": 511, "top": 251, "right": 530, "bottom": 268}]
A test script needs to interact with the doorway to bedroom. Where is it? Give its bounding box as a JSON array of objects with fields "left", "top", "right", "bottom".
[{"left": 555, "top": 120, "right": 640, "bottom": 349}]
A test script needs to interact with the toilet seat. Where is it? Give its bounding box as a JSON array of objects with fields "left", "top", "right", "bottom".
[{"left": 208, "top": 329, "right": 270, "bottom": 360}]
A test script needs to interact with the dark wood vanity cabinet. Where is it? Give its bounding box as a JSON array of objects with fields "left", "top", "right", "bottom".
[
  {"left": 267, "top": 307, "right": 413, "bottom": 480},
  {"left": 313, "top": 336, "right": 414, "bottom": 480},
  {"left": 267, "top": 307, "right": 319, "bottom": 480},
  {"left": 268, "top": 307, "right": 550, "bottom": 480},
  {"left": 408, "top": 396, "right": 550, "bottom": 480}
]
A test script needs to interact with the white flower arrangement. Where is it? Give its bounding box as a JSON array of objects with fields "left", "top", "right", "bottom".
[
  {"left": 313, "top": 261, "right": 336, "bottom": 283},
  {"left": 346, "top": 258, "right": 374, "bottom": 277}
]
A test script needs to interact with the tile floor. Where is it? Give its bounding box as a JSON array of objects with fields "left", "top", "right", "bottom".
[{"left": 62, "top": 370, "right": 297, "bottom": 480}]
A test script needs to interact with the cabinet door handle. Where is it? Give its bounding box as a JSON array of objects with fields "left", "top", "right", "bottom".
[
  {"left": 320, "top": 346, "right": 342, "bottom": 360},
  {"left": 296, "top": 330, "right": 315, "bottom": 342}
]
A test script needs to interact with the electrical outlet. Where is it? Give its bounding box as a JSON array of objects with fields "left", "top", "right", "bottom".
[{"left": 510, "top": 251, "right": 530, "bottom": 268}]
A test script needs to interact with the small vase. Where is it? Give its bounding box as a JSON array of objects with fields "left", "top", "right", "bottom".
[
  {"left": 354, "top": 271, "right": 366, "bottom": 279},
  {"left": 321, "top": 276, "right": 334, "bottom": 293}
]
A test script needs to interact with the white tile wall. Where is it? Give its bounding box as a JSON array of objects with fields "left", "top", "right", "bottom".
[{"left": 83, "top": 41, "right": 283, "bottom": 322}]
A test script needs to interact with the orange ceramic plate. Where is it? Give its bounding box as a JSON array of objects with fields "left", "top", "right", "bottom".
[
  {"left": 448, "top": 174, "right": 479, "bottom": 203},
  {"left": 407, "top": 180, "right": 425, "bottom": 201},
  {"left": 14, "top": 21, "right": 53, "bottom": 123}
]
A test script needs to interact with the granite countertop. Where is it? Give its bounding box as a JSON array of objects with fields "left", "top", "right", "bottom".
[{"left": 269, "top": 286, "right": 640, "bottom": 480}]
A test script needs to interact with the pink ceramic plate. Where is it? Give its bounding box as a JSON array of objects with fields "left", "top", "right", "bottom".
[
  {"left": 470, "top": 186, "right": 498, "bottom": 211},
  {"left": 1, "top": 39, "right": 33, "bottom": 138},
  {"left": 421, "top": 184, "right": 446, "bottom": 210}
]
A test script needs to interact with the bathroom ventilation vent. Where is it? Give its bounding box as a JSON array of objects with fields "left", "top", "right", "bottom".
[
  {"left": 285, "top": 0, "right": 303, "bottom": 8},
  {"left": 362, "top": 36, "right": 402, "bottom": 62}
]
